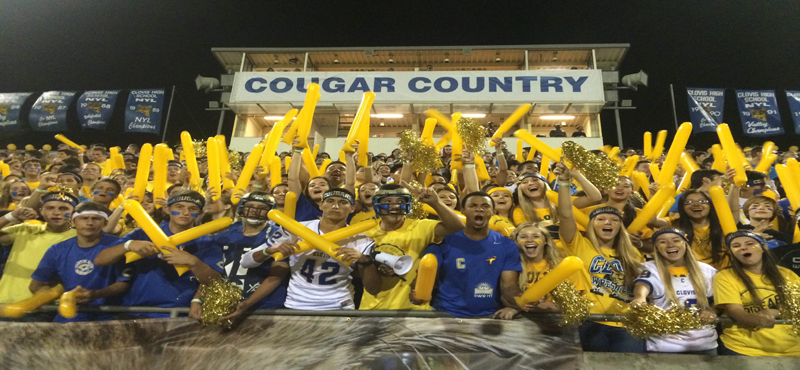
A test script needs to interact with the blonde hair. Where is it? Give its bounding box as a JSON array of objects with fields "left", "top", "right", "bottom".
[
  {"left": 652, "top": 234, "right": 710, "bottom": 309},
  {"left": 511, "top": 222, "right": 565, "bottom": 291},
  {"left": 585, "top": 215, "right": 641, "bottom": 286},
  {"left": 516, "top": 178, "right": 558, "bottom": 226}
]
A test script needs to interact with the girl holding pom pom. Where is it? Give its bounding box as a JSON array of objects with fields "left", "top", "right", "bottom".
[
  {"left": 631, "top": 228, "right": 718, "bottom": 354},
  {"left": 554, "top": 161, "right": 645, "bottom": 353},
  {"left": 713, "top": 230, "right": 800, "bottom": 356}
]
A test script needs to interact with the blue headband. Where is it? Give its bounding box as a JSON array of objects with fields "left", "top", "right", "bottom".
[
  {"left": 41, "top": 191, "right": 78, "bottom": 208},
  {"left": 518, "top": 172, "right": 547, "bottom": 183},
  {"left": 589, "top": 206, "right": 623, "bottom": 220},
  {"left": 725, "top": 230, "right": 765, "bottom": 247},
  {"left": 167, "top": 194, "right": 205, "bottom": 209},
  {"left": 323, "top": 189, "right": 354, "bottom": 205},
  {"left": 651, "top": 227, "right": 689, "bottom": 243}
]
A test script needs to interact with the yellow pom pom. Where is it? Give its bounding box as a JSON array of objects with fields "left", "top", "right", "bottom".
[
  {"left": 561, "top": 141, "right": 620, "bottom": 190},
  {"left": 7, "top": 144, "right": 16, "bottom": 150},
  {"left": 198, "top": 278, "right": 242, "bottom": 326}
]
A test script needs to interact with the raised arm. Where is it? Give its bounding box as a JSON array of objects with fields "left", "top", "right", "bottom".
[
  {"left": 554, "top": 162, "right": 578, "bottom": 244},
  {"left": 571, "top": 170, "right": 603, "bottom": 208},
  {"left": 402, "top": 181, "right": 465, "bottom": 237},
  {"left": 344, "top": 141, "right": 358, "bottom": 194},
  {"left": 288, "top": 136, "right": 304, "bottom": 195},
  {"left": 492, "top": 138, "right": 509, "bottom": 186},
  {"left": 460, "top": 150, "right": 480, "bottom": 194}
]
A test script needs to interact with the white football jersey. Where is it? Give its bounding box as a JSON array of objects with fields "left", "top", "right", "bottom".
[
  {"left": 247, "top": 220, "right": 374, "bottom": 310},
  {"left": 635, "top": 261, "right": 718, "bottom": 352}
]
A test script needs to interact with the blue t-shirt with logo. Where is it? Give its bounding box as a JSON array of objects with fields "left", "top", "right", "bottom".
[
  {"left": 119, "top": 222, "right": 224, "bottom": 317},
  {"left": 211, "top": 221, "right": 288, "bottom": 309},
  {"left": 426, "top": 230, "right": 522, "bottom": 317},
  {"left": 31, "top": 233, "right": 130, "bottom": 323},
  {"left": 295, "top": 194, "right": 323, "bottom": 221}
]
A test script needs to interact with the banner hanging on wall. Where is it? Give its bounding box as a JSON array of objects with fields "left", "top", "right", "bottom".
[
  {"left": 786, "top": 90, "right": 800, "bottom": 134},
  {"left": 124, "top": 89, "right": 164, "bottom": 134},
  {"left": 686, "top": 87, "right": 725, "bottom": 133},
  {"left": 29, "top": 91, "right": 77, "bottom": 131},
  {"left": 77, "top": 90, "right": 119, "bottom": 130},
  {"left": 0, "top": 92, "right": 33, "bottom": 132},
  {"left": 735, "top": 89, "right": 784, "bottom": 137}
]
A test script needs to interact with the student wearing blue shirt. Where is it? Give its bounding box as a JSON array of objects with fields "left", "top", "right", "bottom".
[
  {"left": 213, "top": 192, "right": 290, "bottom": 322},
  {"left": 94, "top": 190, "right": 223, "bottom": 318},
  {"left": 411, "top": 191, "right": 523, "bottom": 318},
  {"left": 30, "top": 202, "right": 131, "bottom": 322}
]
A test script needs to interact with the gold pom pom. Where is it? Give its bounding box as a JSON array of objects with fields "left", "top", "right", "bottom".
[
  {"left": 192, "top": 139, "right": 207, "bottom": 158},
  {"left": 406, "top": 180, "right": 427, "bottom": 220},
  {"left": 780, "top": 281, "right": 800, "bottom": 336},
  {"left": 198, "top": 278, "right": 242, "bottom": 326},
  {"left": 550, "top": 281, "right": 593, "bottom": 327},
  {"left": 397, "top": 129, "right": 440, "bottom": 174},
  {"left": 227, "top": 150, "right": 242, "bottom": 172},
  {"left": 561, "top": 141, "right": 620, "bottom": 190},
  {"left": 456, "top": 117, "right": 486, "bottom": 155},
  {"left": 622, "top": 303, "right": 709, "bottom": 338}
]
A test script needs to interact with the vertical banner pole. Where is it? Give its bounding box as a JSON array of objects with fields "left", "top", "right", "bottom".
[
  {"left": 161, "top": 85, "right": 176, "bottom": 143},
  {"left": 670, "top": 84, "right": 679, "bottom": 131}
]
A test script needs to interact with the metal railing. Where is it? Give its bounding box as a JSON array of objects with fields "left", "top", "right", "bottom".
[{"left": 30, "top": 305, "right": 787, "bottom": 324}]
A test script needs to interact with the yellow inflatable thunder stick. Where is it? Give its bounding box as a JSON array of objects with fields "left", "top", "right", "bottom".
[
  {"left": 302, "top": 148, "right": 321, "bottom": 178},
  {"left": 515, "top": 256, "right": 585, "bottom": 306},
  {"left": 58, "top": 288, "right": 78, "bottom": 319},
  {"left": 282, "top": 83, "right": 321, "bottom": 148},
  {"left": 754, "top": 141, "right": 778, "bottom": 174},
  {"left": 232, "top": 142, "right": 265, "bottom": 205},
  {"left": 414, "top": 254, "right": 439, "bottom": 301},
  {"left": 716, "top": 124, "right": 747, "bottom": 186},
  {"left": 619, "top": 155, "right": 640, "bottom": 177},
  {"left": 269, "top": 157, "right": 283, "bottom": 188},
  {"left": 269, "top": 217, "right": 379, "bottom": 261},
  {"left": 449, "top": 113, "right": 464, "bottom": 170},
  {"left": 54, "top": 134, "right": 85, "bottom": 153},
  {"left": 180, "top": 131, "right": 202, "bottom": 188},
  {"left": 650, "top": 130, "right": 668, "bottom": 160},
  {"left": 267, "top": 210, "right": 372, "bottom": 263},
  {"left": 774, "top": 163, "right": 800, "bottom": 243},
  {"left": 676, "top": 152, "right": 699, "bottom": 192},
  {"left": 317, "top": 158, "right": 332, "bottom": 175},
  {"left": 656, "top": 123, "right": 693, "bottom": 186},
  {"left": 710, "top": 144, "right": 727, "bottom": 173},
  {"left": 215, "top": 136, "right": 235, "bottom": 191},
  {"left": 708, "top": 186, "right": 738, "bottom": 235},
  {"left": 631, "top": 171, "right": 650, "bottom": 199},
  {"left": 131, "top": 144, "right": 153, "bottom": 202},
  {"left": 608, "top": 147, "right": 622, "bottom": 165},
  {"left": 121, "top": 200, "right": 187, "bottom": 275},
  {"left": 627, "top": 183, "right": 676, "bottom": 233},
  {"left": 490, "top": 104, "right": 532, "bottom": 144},
  {"left": 152, "top": 144, "right": 169, "bottom": 208},
  {"left": 643, "top": 131, "right": 652, "bottom": 159},
  {"left": 421, "top": 118, "right": 437, "bottom": 147},
  {"left": 513, "top": 129, "right": 560, "bottom": 161},
  {"left": 168, "top": 217, "right": 233, "bottom": 246},
  {"left": 206, "top": 137, "right": 221, "bottom": 201},
  {"left": 0, "top": 285, "right": 65, "bottom": 318},
  {"left": 260, "top": 110, "right": 298, "bottom": 178},
  {"left": 648, "top": 163, "right": 661, "bottom": 181},
  {"left": 311, "top": 144, "right": 320, "bottom": 160},
  {"left": 516, "top": 139, "right": 524, "bottom": 161},
  {"left": 284, "top": 191, "right": 298, "bottom": 219},
  {"left": 474, "top": 155, "right": 491, "bottom": 181},
  {"left": 103, "top": 147, "right": 119, "bottom": 177}
]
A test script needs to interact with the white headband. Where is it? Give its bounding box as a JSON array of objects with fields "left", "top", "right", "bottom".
[{"left": 71, "top": 210, "right": 109, "bottom": 220}]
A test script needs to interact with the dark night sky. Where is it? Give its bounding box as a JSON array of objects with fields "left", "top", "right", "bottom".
[{"left": 2, "top": 0, "right": 799, "bottom": 151}]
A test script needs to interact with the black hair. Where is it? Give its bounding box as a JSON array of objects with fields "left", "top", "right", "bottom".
[
  {"left": 62, "top": 158, "right": 81, "bottom": 168},
  {"left": 327, "top": 160, "right": 346, "bottom": 168},
  {"left": 676, "top": 189, "right": 724, "bottom": 265},
  {"left": 689, "top": 169, "right": 723, "bottom": 189},
  {"left": 25, "top": 150, "right": 43, "bottom": 159},
  {"left": 57, "top": 149, "right": 78, "bottom": 158},
  {"left": 436, "top": 187, "right": 461, "bottom": 211},
  {"left": 75, "top": 201, "right": 112, "bottom": 216},
  {"left": 635, "top": 160, "right": 651, "bottom": 167},
  {"left": 390, "top": 163, "right": 404, "bottom": 173},
  {"left": 461, "top": 191, "right": 495, "bottom": 209},
  {"left": 93, "top": 178, "right": 122, "bottom": 196},
  {"left": 22, "top": 158, "right": 42, "bottom": 167}
]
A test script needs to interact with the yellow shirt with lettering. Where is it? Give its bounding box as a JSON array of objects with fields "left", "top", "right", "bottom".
[
  {"left": 512, "top": 207, "right": 554, "bottom": 226},
  {"left": 691, "top": 226, "right": 729, "bottom": 270},
  {"left": 359, "top": 218, "right": 442, "bottom": 310},
  {"left": 523, "top": 259, "right": 588, "bottom": 302},
  {"left": 562, "top": 232, "right": 644, "bottom": 326},
  {"left": 713, "top": 267, "right": 800, "bottom": 356},
  {"left": 350, "top": 210, "right": 376, "bottom": 225}
]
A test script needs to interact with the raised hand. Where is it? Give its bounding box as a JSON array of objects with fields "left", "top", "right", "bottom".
[
  {"left": 160, "top": 246, "right": 200, "bottom": 266},
  {"left": 400, "top": 180, "right": 437, "bottom": 205}
]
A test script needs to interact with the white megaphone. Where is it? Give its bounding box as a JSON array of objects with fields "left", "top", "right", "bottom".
[{"left": 374, "top": 252, "right": 414, "bottom": 275}]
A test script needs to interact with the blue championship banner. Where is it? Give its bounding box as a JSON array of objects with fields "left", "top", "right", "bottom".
[
  {"left": 77, "top": 90, "right": 119, "bottom": 130},
  {"left": 0, "top": 92, "right": 33, "bottom": 132},
  {"left": 786, "top": 91, "right": 800, "bottom": 134},
  {"left": 28, "top": 91, "right": 76, "bottom": 131},
  {"left": 735, "top": 90, "right": 784, "bottom": 137},
  {"left": 686, "top": 87, "right": 725, "bottom": 133},
  {"left": 124, "top": 89, "right": 164, "bottom": 134}
]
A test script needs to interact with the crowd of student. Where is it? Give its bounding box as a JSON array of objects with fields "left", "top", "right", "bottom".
[{"left": 0, "top": 135, "right": 799, "bottom": 357}]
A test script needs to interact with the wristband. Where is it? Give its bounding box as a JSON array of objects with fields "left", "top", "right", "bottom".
[
  {"left": 262, "top": 248, "right": 270, "bottom": 256},
  {"left": 294, "top": 149, "right": 303, "bottom": 154},
  {"left": 117, "top": 205, "right": 125, "bottom": 212},
  {"left": 464, "top": 164, "right": 476, "bottom": 169},
  {"left": 124, "top": 240, "right": 132, "bottom": 252},
  {"left": 191, "top": 299, "right": 202, "bottom": 304},
  {"left": 253, "top": 185, "right": 263, "bottom": 189},
  {"left": 496, "top": 152, "right": 505, "bottom": 157},
  {"left": 4, "top": 213, "right": 19, "bottom": 222},
  {"left": 557, "top": 181, "right": 572, "bottom": 187},
  {"left": 34, "top": 188, "right": 48, "bottom": 194}
]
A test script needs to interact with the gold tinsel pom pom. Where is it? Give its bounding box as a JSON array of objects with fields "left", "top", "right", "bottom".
[
  {"left": 198, "top": 278, "right": 242, "bottom": 326},
  {"left": 193, "top": 139, "right": 207, "bottom": 158},
  {"left": 561, "top": 141, "right": 620, "bottom": 190},
  {"left": 406, "top": 180, "right": 427, "bottom": 220},
  {"left": 780, "top": 281, "right": 800, "bottom": 336},
  {"left": 456, "top": 117, "right": 486, "bottom": 154},
  {"left": 228, "top": 150, "right": 242, "bottom": 172},
  {"left": 622, "top": 303, "right": 708, "bottom": 338},
  {"left": 550, "top": 281, "right": 593, "bottom": 327},
  {"left": 397, "top": 129, "right": 440, "bottom": 174}
]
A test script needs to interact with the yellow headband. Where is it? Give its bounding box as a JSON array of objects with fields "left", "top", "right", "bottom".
[{"left": 487, "top": 187, "right": 512, "bottom": 196}]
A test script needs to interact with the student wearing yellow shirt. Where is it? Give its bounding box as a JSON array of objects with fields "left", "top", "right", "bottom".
[
  {"left": 512, "top": 170, "right": 601, "bottom": 228},
  {"left": 359, "top": 183, "right": 465, "bottom": 310},
  {"left": 0, "top": 181, "right": 30, "bottom": 211},
  {"left": 555, "top": 162, "right": 645, "bottom": 353},
  {"left": 22, "top": 158, "right": 42, "bottom": 190},
  {"left": 714, "top": 230, "right": 800, "bottom": 357},
  {"left": 80, "top": 163, "right": 102, "bottom": 195},
  {"left": 674, "top": 189, "right": 728, "bottom": 269},
  {"left": 350, "top": 182, "right": 378, "bottom": 224},
  {"left": 0, "top": 191, "right": 79, "bottom": 307}
]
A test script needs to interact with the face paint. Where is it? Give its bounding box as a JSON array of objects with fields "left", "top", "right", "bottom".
[
  {"left": 64, "top": 213, "right": 70, "bottom": 218},
  {"left": 171, "top": 211, "right": 180, "bottom": 216},
  {"left": 93, "top": 191, "right": 101, "bottom": 195},
  {"left": 107, "top": 192, "right": 115, "bottom": 197},
  {"left": 10, "top": 191, "right": 18, "bottom": 197},
  {"left": 190, "top": 213, "right": 199, "bottom": 217},
  {"left": 534, "top": 238, "right": 544, "bottom": 245}
]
